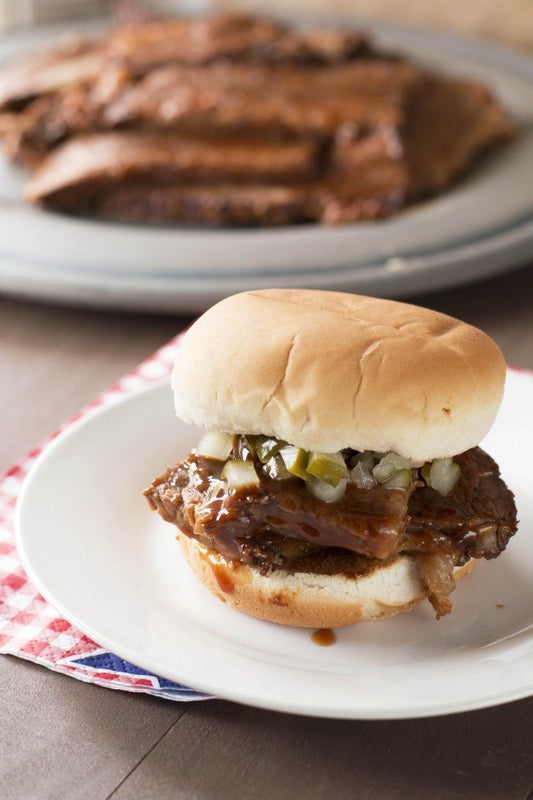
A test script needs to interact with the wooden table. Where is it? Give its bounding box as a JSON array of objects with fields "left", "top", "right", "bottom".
[{"left": 1, "top": 266, "right": 533, "bottom": 800}]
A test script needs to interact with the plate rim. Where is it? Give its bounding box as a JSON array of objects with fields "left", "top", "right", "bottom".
[
  {"left": 13, "top": 371, "right": 533, "bottom": 719},
  {"left": 1, "top": 215, "right": 532, "bottom": 315}
]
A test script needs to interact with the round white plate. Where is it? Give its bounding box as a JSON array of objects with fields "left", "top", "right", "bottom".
[
  {"left": 0, "top": 18, "right": 533, "bottom": 312},
  {"left": 15, "top": 369, "right": 533, "bottom": 719}
]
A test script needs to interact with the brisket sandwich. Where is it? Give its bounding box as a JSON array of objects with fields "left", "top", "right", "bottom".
[{"left": 145, "top": 289, "right": 518, "bottom": 627}]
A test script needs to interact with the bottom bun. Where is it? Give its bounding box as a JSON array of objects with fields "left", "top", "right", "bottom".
[{"left": 179, "top": 534, "right": 476, "bottom": 628}]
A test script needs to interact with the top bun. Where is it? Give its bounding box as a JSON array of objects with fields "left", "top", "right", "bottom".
[{"left": 172, "top": 289, "right": 506, "bottom": 461}]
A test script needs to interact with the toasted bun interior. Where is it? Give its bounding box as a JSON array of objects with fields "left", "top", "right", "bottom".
[
  {"left": 172, "top": 289, "right": 505, "bottom": 461},
  {"left": 179, "top": 534, "right": 476, "bottom": 628}
]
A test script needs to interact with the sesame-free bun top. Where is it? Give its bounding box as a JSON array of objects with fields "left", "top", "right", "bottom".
[{"left": 172, "top": 289, "right": 506, "bottom": 461}]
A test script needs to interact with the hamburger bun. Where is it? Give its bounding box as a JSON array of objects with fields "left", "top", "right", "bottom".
[
  {"left": 179, "top": 534, "right": 476, "bottom": 628},
  {"left": 172, "top": 289, "right": 505, "bottom": 461}
]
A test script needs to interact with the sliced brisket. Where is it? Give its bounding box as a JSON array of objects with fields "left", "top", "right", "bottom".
[
  {"left": 145, "top": 447, "right": 516, "bottom": 565},
  {"left": 0, "top": 12, "right": 515, "bottom": 226},
  {"left": 106, "top": 13, "right": 373, "bottom": 73},
  {"left": 145, "top": 447, "right": 517, "bottom": 616},
  {"left": 24, "top": 130, "right": 317, "bottom": 209},
  {"left": 0, "top": 39, "right": 103, "bottom": 111},
  {"left": 106, "top": 13, "right": 287, "bottom": 72},
  {"left": 103, "top": 59, "right": 419, "bottom": 135},
  {"left": 96, "top": 182, "right": 308, "bottom": 226}
]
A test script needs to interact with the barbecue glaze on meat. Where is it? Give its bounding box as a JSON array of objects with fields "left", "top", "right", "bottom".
[
  {"left": 145, "top": 447, "right": 517, "bottom": 617},
  {"left": 0, "top": 12, "right": 515, "bottom": 226}
]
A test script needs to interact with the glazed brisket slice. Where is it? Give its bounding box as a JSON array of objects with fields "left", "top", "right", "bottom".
[
  {"left": 145, "top": 447, "right": 517, "bottom": 617},
  {"left": 403, "top": 76, "right": 515, "bottom": 195},
  {"left": 0, "top": 38, "right": 106, "bottom": 166},
  {"left": 106, "top": 13, "right": 373, "bottom": 73},
  {"left": 146, "top": 447, "right": 516, "bottom": 566},
  {"left": 0, "top": 53, "right": 129, "bottom": 167},
  {"left": 91, "top": 152, "right": 408, "bottom": 224},
  {"left": 317, "top": 77, "right": 515, "bottom": 224},
  {"left": 97, "top": 183, "right": 308, "bottom": 226},
  {"left": 106, "top": 13, "right": 286, "bottom": 72},
  {"left": 406, "top": 448, "right": 517, "bottom": 560},
  {"left": 404, "top": 447, "right": 517, "bottom": 616},
  {"left": 0, "top": 12, "right": 376, "bottom": 163},
  {"left": 0, "top": 97, "right": 58, "bottom": 168},
  {"left": 3, "top": 12, "right": 514, "bottom": 227},
  {"left": 93, "top": 175, "right": 403, "bottom": 226},
  {"left": 0, "top": 87, "right": 102, "bottom": 168},
  {"left": 24, "top": 130, "right": 317, "bottom": 209},
  {"left": 267, "top": 27, "right": 374, "bottom": 64},
  {"left": 103, "top": 59, "right": 419, "bottom": 135},
  {"left": 0, "top": 39, "right": 103, "bottom": 111},
  {"left": 23, "top": 71, "right": 512, "bottom": 225}
]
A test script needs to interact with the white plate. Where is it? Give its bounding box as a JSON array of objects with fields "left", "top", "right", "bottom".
[
  {"left": 0, "top": 18, "right": 533, "bottom": 312},
  {"left": 15, "top": 369, "right": 533, "bottom": 719}
]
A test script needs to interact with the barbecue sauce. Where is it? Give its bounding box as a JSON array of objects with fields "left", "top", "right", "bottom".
[
  {"left": 311, "top": 628, "right": 337, "bottom": 646},
  {"left": 211, "top": 563, "right": 235, "bottom": 594},
  {"left": 199, "top": 546, "right": 236, "bottom": 594}
]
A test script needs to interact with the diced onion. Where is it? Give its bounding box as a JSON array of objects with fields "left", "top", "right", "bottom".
[
  {"left": 426, "top": 458, "right": 461, "bottom": 496},
  {"left": 382, "top": 468, "right": 411, "bottom": 490},
  {"left": 220, "top": 460, "right": 260, "bottom": 489},
  {"left": 196, "top": 431, "right": 236, "bottom": 461},
  {"left": 349, "top": 460, "right": 376, "bottom": 489},
  {"left": 307, "top": 476, "right": 348, "bottom": 503},
  {"left": 373, "top": 452, "right": 423, "bottom": 483},
  {"left": 351, "top": 451, "right": 375, "bottom": 471}
]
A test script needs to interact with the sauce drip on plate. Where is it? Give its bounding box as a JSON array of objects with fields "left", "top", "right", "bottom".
[{"left": 311, "top": 628, "right": 337, "bottom": 646}]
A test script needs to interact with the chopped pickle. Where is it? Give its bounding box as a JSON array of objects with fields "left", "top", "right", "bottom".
[
  {"left": 279, "top": 445, "right": 309, "bottom": 480},
  {"left": 262, "top": 454, "right": 291, "bottom": 480},
  {"left": 373, "top": 452, "right": 422, "bottom": 484},
  {"left": 307, "top": 451, "right": 348, "bottom": 487},
  {"left": 244, "top": 435, "right": 257, "bottom": 456},
  {"left": 350, "top": 451, "right": 375, "bottom": 471},
  {"left": 196, "top": 431, "right": 236, "bottom": 461},
  {"left": 382, "top": 468, "right": 411, "bottom": 490},
  {"left": 211, "top": 432, "right": 461, "bottom": 499},
  {"left": 426, "top": 458, "right": 461, "bottom": 496},
  {"left": 371, "top": 452, "right": 424, "bottom": 491},
  {"left": 255, "top": 435, "right": 285, "bottom": 463},
  {"left": 307, "top": 476, "right": 348, "bottom": 503},
  {"left": 373, "top": 457, "right": 403, "bottom": 485},
  {"left": 372, "top": 453, "right": 412, "bottom": 483},
  {"left": 220, "top": 459, "right": 260, "bottom": 489}
]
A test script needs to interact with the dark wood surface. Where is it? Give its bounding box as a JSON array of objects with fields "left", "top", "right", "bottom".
[{"left": 1, "top": 264, "right": 533, "bottom": 800}]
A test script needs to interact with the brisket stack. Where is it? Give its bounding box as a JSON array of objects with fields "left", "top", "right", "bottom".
[{"left": 0, "top": 13, "right": 515, "bottom": 226}]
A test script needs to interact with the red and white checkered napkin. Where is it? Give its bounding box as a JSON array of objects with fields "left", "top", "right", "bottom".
[{"left": 0, "top": 335, "right": 207, "bottom": 701}]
